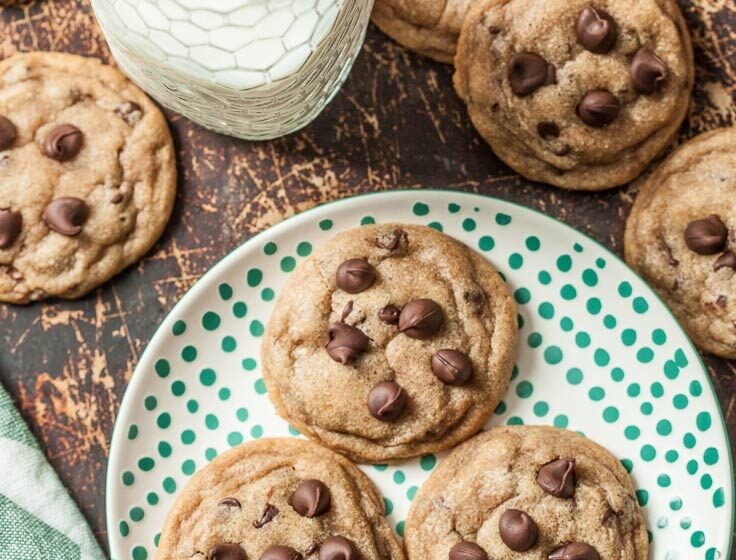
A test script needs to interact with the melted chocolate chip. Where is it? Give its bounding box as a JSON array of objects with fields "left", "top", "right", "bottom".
[
  {"left": 336, "top": 258, "right": 375, "bottom": 293},
  {"left": 0, "top": 208, "right": 22, "bottom": 249},
  {"left": 368, "top": 381, "right": 406, "bottom": 421},
  {"left": 0, "top": 115, "right": 17, "bottom": 151},
  {"left": 631, "top": 48, "right": 668, "bottom": 94},
  {"left": 376, "top": 228, "right": 406, "bottom": 250},
  {"left": 499, "top": 509, "right": 538, "bottom": 552},
  {"left": 379, "top": 304, "right": 401, "bottom": 324},
  {"left": 399, "top": 298, "right": 443, "bottom": 339},
  {"left": 42, "top": 197, "right": 88, "bottom": 236},
  {"left": 537, "top": 458, "right": 576, "bottom": 498},
  {"left": 115, "top": 101, "right": 143, "bottom": 125},
  {"left": 253, "top": 503, "right": 279, "bottom": 528},
  {"left": 292, "top": 479, "right": 331, "bottom": 518},
  {"left": 208, "top": 543, "right": 247, "bottom": 560},
  {"left": 509, "top": 53, "right": 556, "bottom": 97},
  {"left": 318, "top": 536, "right": 358, "bottom": 560},
  {"left": 43, "top": 124, "right": 83, "bottom": 161},
  {"left": 548, "top": 542, "right": 601, "bottom": 560},
  {"left": 260, "top": 546, "right": 303, "bottom": 560},
  {"left": 538, "top": 122, "right": 560, "bottom": 139},
  {"left": 577, "top": 90, "right": 620, "bottom": 127},
  {"left": 218, "top": 497, "right": 241, "bottom": 509},
  {"left": 431, "top": 349, "right": 473, "bottom": 386},
  {"left": 449, "top": 541, "right": 488, "bottom": 560},
  {"left": 714, "top": 250, "right": 736, "bottom": 272},
  {"left": 326, "top": 323, "right": 369, "bottom": 364},
  {"left": 684, "top": 215, "right": 728, "bottom": 255},
  {"left": 576, "top": 6, "right": 618, "bottom": 54}
]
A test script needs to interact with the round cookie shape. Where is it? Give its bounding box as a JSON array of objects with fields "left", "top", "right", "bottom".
[
  {"left": 262, "top": 224, "right": 518, "bottom": 462},
  {"left": 625, "top": 127, "right": 736, "bottom": 359},
  {"left": 453, "top": 0, "right": 694, "bottom": 191},
  {"left": 0, "top": 52, "right": 176, "bottom": 303},
  {"left": 157, "top": 438, "right": 405, "bottom": 560},
  {"left": 405, "top": 426, "right": 647, "bottom": 560},
  {"left": 371, "top": 0, "right": 470, "bottom": 63}
]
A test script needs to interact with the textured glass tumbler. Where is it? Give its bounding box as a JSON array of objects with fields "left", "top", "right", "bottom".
[{"left": 90, "top": 0, "right": 373, "bottom": 140}]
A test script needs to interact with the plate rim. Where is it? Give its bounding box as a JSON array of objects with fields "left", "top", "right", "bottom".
[{"left": 105, "top": 188, "right": 735, "bottom": 559}]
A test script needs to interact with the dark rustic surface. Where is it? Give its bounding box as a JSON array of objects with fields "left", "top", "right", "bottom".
[{"left": 0, "top": 0, "right": 734, "bottom": 553}]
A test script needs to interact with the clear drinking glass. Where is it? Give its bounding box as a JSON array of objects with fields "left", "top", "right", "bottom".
[{"left": 90, "top": 0, "right": 373, "bottom": 140}]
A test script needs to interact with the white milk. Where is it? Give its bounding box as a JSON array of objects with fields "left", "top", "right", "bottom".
[{"left": 91, "top": 0, "right": 373, "bottom": 139}]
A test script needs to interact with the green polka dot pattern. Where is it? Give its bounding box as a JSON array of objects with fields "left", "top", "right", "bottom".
[{"left": 108, "top": 192, "right": 732, "bottom": 560}]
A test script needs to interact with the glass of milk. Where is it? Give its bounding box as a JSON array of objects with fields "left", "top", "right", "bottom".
[{"left": 91, "top": 0, "right": 373, "bottom": 140}]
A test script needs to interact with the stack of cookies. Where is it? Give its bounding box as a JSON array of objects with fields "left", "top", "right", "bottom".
[
  {"left": 159, "top": 224, "right": 647, "bottom": 560},
  {"left": 371, "top": 0, "right": 736, "bottom": 361}
]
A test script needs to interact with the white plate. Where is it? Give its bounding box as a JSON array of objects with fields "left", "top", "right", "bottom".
[{"left": 106, "top": 190, "right": 733, "bottom": 560}]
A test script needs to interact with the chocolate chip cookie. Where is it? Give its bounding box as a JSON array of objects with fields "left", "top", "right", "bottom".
[
  {"left": 262, "top": 224, "right": 518, "bottom": 463},
  {"left": 454, "top": 0, "right": 694, "bottom": 190},
  {"left": 405, "top": 426, "right": 648, "bottom": 560},
  {"left": 625, "top": 128, "right": 736, "bottom": 359},
  {"left": 372, "top": 0, "right": 469, "bottom": 63},
  {"left": 0, "top": 52, "right": 176, "bottom": 303},
  {"left": 157, "top": 438, "right": 405, "bottom": 560}
]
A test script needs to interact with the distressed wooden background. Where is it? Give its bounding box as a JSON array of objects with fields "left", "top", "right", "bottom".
[{"left": 0, "top": 0, "right": 734, "bottom": 553}]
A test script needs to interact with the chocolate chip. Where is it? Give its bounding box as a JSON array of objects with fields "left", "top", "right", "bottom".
[
  {"left": 218, "top": 497, "right": 241, "bottom": 509},
  {"left": 0, "top": 115, "right": 17, "bottom": 151},
  {"left": 0, "top": 208, "right": 22, "bottom": 249},
  {"left": 326, "top": 323, "right": 369, "bottom": 364},
  {"left": 577, "top": 91, "right": 620, "bottom": 127},
  {"left": 509, "top": 53, "right": 556, "bottom": 97},
  {"left": 340, "top": 301, "right": 354, "bottom": 322},
  {"left": 42, "top": 197, "right": 88, "bottom": 236},
  {"left": 449, "top": 541, "right": 488, "bottom": 560},
  {"left": 318, "top": 536, "right": 358, "bottom": 560},
  {"left": 42, "top": 124, "right": 83, "bottom": 161},
  {"left": 253, "top": 503, "right": 279, "bottom": 528},
  {"left": 111, "top": 193, "right": 124, "bottom": 204},
  {"left": 305, "top": 543, "right": 320, "bottom": 556},
  {"left": 379, "top": 304, "right": 401, "bottom": 324},
  {"left": 208, "top": 543, "right": 247, "bottom": 560},
  {"left": 431, "top": 349, "right": 473, "bottom": 386},
  {"left": 717, "top": 295, "right": 728, "bottom": 308},
  {"left": 631, "top": 48, "right": 668, "bottom": 94},
  {"left": 399, "top": 298, "right": 443, "bottom": 339},
  {"left": 292, "top": 480, "right": 330, "bottom": 518},
  {"left": 537, "top": 458, "right": 576, "bottom": 498},
  {"left": 548, "top": 542, "right": 601, "bottom": 560},
  {"left": 715, "top": 250, "right": 736, "bottom": 272},
  {"left": 684, "top": 215, "right": 728, "bottom": 255},
  {"left": 464, "top": 289, "right": 486, "bottom": 313},
  {"left": 499, "top": 509, "right": 538, "bottom": 552},
  {"left": 115, "top": 101, "right": 143, "bottom": 125},
  {"left": 368, "top": 381, "right": 406, "bottom": 421},
  {"left": 576, "top": 6, "right": 617, "bottom": 54},
  {"left": 537, "top": 122, "right": 560, "bottom": 140},
  {"left": 489, "top": 25, "right": 502, "bottom": 34},
  {"left": 260, "top": 546, "right": 303, "bottom": 560},
  {"left": 336, "top": 258, "right": 375, "bottom": 293},
  {"left": 376, "top": 228, "right": 406, "bottom": 251}
]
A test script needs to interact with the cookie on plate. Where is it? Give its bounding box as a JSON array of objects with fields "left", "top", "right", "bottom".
[
  {"left": 454, "top": 0, "right": 694, "bottom": 191},
  {"left": 625, "top": 128, "right": 736, "bottom": 359},
  {"left": 372, "top": 0, "right": 469, "bottom": 63},
  {"left": 0, "top": 52, "right": 176, "bottom": 303},
  {"left": 157, "top": 438, "right": 405, "bottom": 560},
  {"left": 405, "top": 425, "right": 648, "bottom": 560},
  {"left": 263, "top": 224, "right": 518, "bottom": 463}
]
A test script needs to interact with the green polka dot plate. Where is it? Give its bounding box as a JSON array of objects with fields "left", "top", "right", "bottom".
[{"left": 107, "top": 190, "right": 733, "bottom": 560}]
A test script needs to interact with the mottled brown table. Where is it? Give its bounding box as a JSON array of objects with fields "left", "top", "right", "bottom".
[{"left": 0, "top": 0, "right": 734, "bottom": 553}]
